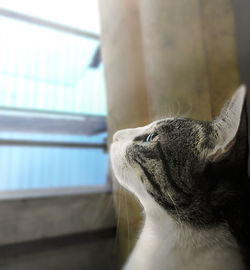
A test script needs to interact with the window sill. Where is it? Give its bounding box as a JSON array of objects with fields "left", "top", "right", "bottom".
[{"left": 0, "top": 185, "right": 115, "bottom": 245}]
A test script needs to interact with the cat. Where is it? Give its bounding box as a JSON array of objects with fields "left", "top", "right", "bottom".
[{"left": 110, "top": 85, "right": 250, "bottom": 270}]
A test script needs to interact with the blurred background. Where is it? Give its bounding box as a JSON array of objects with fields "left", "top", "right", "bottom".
[
  {"left": 0, "top": 0, "right": 107, "bottom": 190},
  {"left": 0, "top": 0, "right": 250, "bottom": 269},
  {"left": 0, "top": 1, "right": 117, "bottom": 270}
]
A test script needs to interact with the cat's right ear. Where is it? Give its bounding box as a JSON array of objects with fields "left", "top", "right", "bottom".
[{"left": 207, "top": 85, "right": 247, "bottom": 162}]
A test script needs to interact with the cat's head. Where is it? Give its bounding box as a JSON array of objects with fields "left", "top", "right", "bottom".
[{"left": 110, "top": 86, "right": 248, "bottom": 226}]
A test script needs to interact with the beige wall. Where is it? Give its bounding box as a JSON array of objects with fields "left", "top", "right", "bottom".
[{"left": 99, "top": 0, "right": 240, "bottom": 264}]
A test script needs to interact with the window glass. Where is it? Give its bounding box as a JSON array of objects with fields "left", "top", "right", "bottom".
[
  {"left": 0, "top": 16, "right": 106, "bottom": 115},
  {"left": 0, "top": 133, "right": 108, "bottom": 190},
  {"left": 0, "top": 1, "right": 108, "bottom": 191}
]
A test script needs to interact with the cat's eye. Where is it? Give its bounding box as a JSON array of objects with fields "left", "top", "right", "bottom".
[{"left": 146, "top": 133, "right": 159, "bottom": 142}]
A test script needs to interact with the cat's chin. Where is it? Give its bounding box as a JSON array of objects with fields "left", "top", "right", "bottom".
[{"left": 111, "top": 142, "right": 149, "bottom": 202}]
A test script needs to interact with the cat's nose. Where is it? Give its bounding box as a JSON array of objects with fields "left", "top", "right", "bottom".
[
  {"left": 113, "top": 131, "right": 120, "bottom": 142},
  {"left": 113, "top": 130, "right": 125, "bottom": 142}
]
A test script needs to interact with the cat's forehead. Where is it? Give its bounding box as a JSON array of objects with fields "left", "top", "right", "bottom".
[
  {"left": 154, "top": 117, "right": 203, "bottom": 132},
  {"left": 153, "top": 118, "right": 215, "bottom": 158},
  {"left": 154, "top": 117, "right": 213, "bottom": 150}
]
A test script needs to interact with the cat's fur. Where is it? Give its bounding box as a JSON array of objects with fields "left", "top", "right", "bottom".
[{"left": 111, "top": 85, "right": 250, "bottom": 270}]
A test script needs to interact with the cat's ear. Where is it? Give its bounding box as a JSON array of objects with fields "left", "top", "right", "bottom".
[{"left": 208, "top": 85, "right": 247, "bottom": 162}]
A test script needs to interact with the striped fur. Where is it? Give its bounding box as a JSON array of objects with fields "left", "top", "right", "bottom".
[{"left": 110, "top": 86, "right": 250, "bottom": 270}]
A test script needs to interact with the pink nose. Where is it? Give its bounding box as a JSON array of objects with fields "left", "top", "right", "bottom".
[
  {"left": 113, "top": 132, "right": 119, "bottom": 142},
  {"left": 113, "top": 130, "right": 124, "bottom": 142}
]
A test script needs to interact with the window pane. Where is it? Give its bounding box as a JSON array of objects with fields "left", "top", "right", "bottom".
[
  {"left": 0, "top": 133, "right": 107, "bottom": 190},
  {"left": 0, "top": 17, "right": 107, "bottom": 115},
  {"left": 0, "top": 2, "right": 108, "bottom": 191}
]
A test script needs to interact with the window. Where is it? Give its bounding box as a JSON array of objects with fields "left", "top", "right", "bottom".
[{"left": 0, "top": 1, "right": 108, "bottom": 191}]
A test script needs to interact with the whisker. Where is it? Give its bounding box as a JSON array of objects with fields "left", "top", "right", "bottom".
[
  {"left": 166, "top": 191, "right": 182, "bottom": 225},
  {"left": 181, "top": 98, "right": 193, "bottom": 118},
  {"left": 124, "top": 189, "right": 130, "bottom": 255},
  {"left": 114, "top": 184, "right": 122, "bottom": 252}
]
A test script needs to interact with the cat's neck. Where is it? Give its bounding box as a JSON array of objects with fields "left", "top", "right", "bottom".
[{"left": 124, "top": 202, "right": 244, "bottom": 270}]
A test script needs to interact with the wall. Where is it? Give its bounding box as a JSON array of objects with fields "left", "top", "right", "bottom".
[
  {"left": 0, "top": 190, "right": 118, "bottom": 270},
  {"left": 0, "top": 229, "right": 117, "bottom": 270}
]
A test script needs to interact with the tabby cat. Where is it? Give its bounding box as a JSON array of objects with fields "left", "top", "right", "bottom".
[{"left": 111, "top": 86, "right": 250, "bottom": 270}]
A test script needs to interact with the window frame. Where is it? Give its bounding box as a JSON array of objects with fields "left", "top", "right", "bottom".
[
  {"left": 0, "top": 7, "right": 114, "bottom": 245},
  {"left": 0, "top": 107, "right": 107, "bottom": 136}
]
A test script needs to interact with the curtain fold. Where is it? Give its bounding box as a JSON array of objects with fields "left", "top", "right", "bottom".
[{"left": 99, "top": 0, "right": 241, "bottom": 264}]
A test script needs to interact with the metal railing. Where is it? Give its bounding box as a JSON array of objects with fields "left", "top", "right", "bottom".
[{"left": 0, "top": 8, "right": 100, "bottom": 39}]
